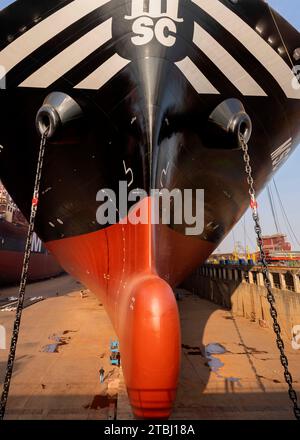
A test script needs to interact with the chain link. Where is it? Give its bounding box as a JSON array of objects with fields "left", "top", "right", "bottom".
[
  {"left": 0, "top": 132, "right": 48, "bottom": 420},
  {"left": 239, "top": 133, "right": 300, "bottom": 420}
]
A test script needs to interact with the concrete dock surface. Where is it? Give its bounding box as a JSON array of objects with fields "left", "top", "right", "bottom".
[
  {"left": 0, "top": 277, "right": 299, "bottom": 420},
  {"left": 173, "top": 290, "right": 300, "bottom": 420},
  {"left": 0, "top": 276, "right": 119, "bottom": 420}
]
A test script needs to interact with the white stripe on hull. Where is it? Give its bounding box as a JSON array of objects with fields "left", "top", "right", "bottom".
[
  {"left": 193, "top": 23, "right": 267, "bottom": 97},
  {"left": 74, "top": 53, "right": 130, "bottom": 90},
  {"left": 0, "top": 0, "right": 111, "bottom": 80},
  {"left": 192, "top": 0, "right": 300, "bottom": 99},
  {"left": 19, "top": 19, "right": 113, "bottom": 88},
  {"left": 271, "top": 138, "right": 292, "bottom": 160},
  {"left": 175, "top": 56, "right": 220, "bottom": 94}
]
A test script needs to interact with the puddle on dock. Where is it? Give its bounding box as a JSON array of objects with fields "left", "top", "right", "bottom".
[
  {"left": 205, "top": 343, "right": 227, "bottom": 372},
  {"left": 205, "top": 342, "right": 241, "bottom": 385},
  {"left": 41, "top": 330, "right": 77, "bottom": 353}
]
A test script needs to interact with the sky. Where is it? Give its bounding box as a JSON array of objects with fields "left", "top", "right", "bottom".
[{"left": 219, "top": 0, "right": 300, "bottom": 254}]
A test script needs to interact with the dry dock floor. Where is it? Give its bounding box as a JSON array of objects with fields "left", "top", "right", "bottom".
[{"left": 0, "top": 278, "right": 299, "bottom": 420}]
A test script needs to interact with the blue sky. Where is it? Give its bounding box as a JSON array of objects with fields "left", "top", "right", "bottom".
[
  {"left": 268, "top": 0, "right": 300, "bottom": 28},
  {"left": 0, "top": 0, "right": 16, "bottom": 11},
  {"left": 219, "top": 0, "right": 300, "bottom": 253}
]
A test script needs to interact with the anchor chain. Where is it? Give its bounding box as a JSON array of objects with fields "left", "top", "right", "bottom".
[
  {"left": 0, "top": 131, "right": 48, "bottom": 420},
  {"left": 239, "top": 133, "right": 300, "bottom": 420}
]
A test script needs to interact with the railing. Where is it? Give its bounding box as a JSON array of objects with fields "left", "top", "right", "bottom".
[{"left": 200, "top": 264, "right": 300, "bottom": 294}]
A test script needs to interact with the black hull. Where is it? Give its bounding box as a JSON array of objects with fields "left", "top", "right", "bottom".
[
  {"left": 0, "top": 0, "right": 299, "bottom": 250},
  {"left": 0, "top": 220, "right": 62, "bottom": 285}
]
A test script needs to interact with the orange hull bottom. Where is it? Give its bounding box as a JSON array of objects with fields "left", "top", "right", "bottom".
[{"left": 46, "top": 199, "right": 214, "bottom": 418}]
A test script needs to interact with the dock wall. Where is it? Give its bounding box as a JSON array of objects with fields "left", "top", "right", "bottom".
[{"left": 182, "top": 265, "right": 300, "bottom": 342}]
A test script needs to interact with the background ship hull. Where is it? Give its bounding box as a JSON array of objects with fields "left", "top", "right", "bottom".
[
  {"left": 0, "top": 250, "right": 62, "bottom": 285},
  {"left": 0, "top": 220, "right": 62, "bottom": 285}
]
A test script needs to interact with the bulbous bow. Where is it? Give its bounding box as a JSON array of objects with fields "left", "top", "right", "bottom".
[{"left": 118, "top": 274, "right": 181, "bottom": 419}]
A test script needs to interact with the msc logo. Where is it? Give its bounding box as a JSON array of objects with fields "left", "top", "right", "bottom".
[{"left": 125, "top": 0, "right": 183, "bottom": 47}]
